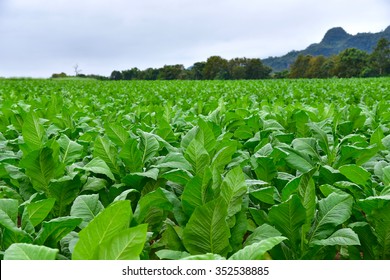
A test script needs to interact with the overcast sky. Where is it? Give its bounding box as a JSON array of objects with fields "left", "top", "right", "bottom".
[{"left": 0, "top": 0, "right": 389, "bottom": 77}]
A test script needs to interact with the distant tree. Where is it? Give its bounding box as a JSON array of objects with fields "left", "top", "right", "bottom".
[
  {"left": 335, "top": 48, "right": 369, "bottom": 77},
  {"left": 122, "top": 68, "right": 141, "bottom": 80},
  {"left": 51, "top": 72, "right": 67, "bottom": 78},
  {"left": 190, "top": 62, "right": 206, "bottom": 80},
  {"left": 370, "top": 38, "right": 390, "bottom": 76},
  {"left": 320, "top": 55, "right": 338, "bottom": 78},
  {"left": 141, "top": 68, "right": 159, "bottom": 80},
  {"left": 289, "top": 55, "right": 312, "bottom": 78},
  {"left": 228, "top": 58, "right": 246, "bottom": 79},
  {"left": 306, "top": 56, "right": 327, "bottom": 78},
  {"left": 110, "top": 70, "right": 123, "bottom": 80},
  {"left": 245, "top": 58, "right": 272, "bottom": 79},
  {"left": 158, "top": 64, "right": 186, "bottom": 80},
  {"left": 203, "top": 56, "right": 229, "bottom": 80},
  {"left": 73, "top": 64, "right": 82, "bottom": 76}
]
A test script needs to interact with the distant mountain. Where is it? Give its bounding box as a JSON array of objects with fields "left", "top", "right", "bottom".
[{"left": 263, "top": 26, "right": 390, "bottom": 72}]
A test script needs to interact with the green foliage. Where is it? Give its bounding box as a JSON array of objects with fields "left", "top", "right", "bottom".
[{"left": 0, "top": 78, "right": 389, "bottom": 260}]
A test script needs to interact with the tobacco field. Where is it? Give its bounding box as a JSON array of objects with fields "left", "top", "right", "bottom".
[{"left": 0, "top": 78, "right": 390, "bottom": 260}]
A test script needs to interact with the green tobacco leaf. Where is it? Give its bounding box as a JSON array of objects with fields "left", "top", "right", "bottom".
[
  {"left": 339, "top": 164, "right": 371, "bottom": 186},
  {"left": 81, "top": 157, "right": 115, "bottom": 181},
  {"left": 357, "top": 195, "right": 390, "bottom": 215},
  {"left": 22, "top": 111, "right": 45, "bottom": 152},
  {"left": 183, "top": 198, "right": 231, "bottom": 256},
  {"left": 35, "top": 216, "right": 82, "bottom": 247},
  {"left": 311, "top": 228, "right": 360, "bottom": 246},
  {"left": 156, "top": 250, "right": 190, "bottom": 260},
  {"left": 229, "top": 236, "right": 287, "bottom": 260},
  {"left": 134, "top": 188, "right": 172, "bottom": 224},
  {"left": 310, "top": 193, "right": 353, "bottom": 242},
  {"left": 181, "top": 174, "right": 213, "bottom": 217},
  {"left": 70, "top": 194, "right": 104, "bottom": 229},
  {"left": 26, "top": 198, "right": 55, "bottom": 227},
  {"left": 98, "top": 224, "right": 147, "bottom": 260},
  {"left": 72, "top": 200, "right": 132, "bottom": 260},
  {"left": 48, "top": 175, "right": 82, "bottom": 216},
  {"left": 268, "top": 195, "right": 306, "bottom": 251},
  {"left": 184, "top": 139, "right": 210, "bottom": 176},
  {"left": 119, "top": 137, "right": 143, "bottom": 172},
  {"left": 0, "top": 199, "right": 18, "bottom": 223},
  {"left": 249, "top": 186, "right": 276, "bottom": 205},
  {"left": 220, "top": 166, "right": 247, "bottom": 218},
  {"left": 19, "top": 147, "right": 59, "bottom": 192},
  {"left": 104, "top": 123, "right": 129, "bottom": 147},
  {"left": 252, "top": 156, "right": 277, "bottom": 182},
  {"left": 93, "top": 136, "right": 121, "bottom": 176},
  {"left": 4, "top": 243, "right": 58, "bottom": 260},
  {"left": 138, "top": 130, "right": 160, "bottom": 164},
  {"left": 368, "top": 204, "right": 390, "bottom": 259},
  {"left": 211, "top": 145, "right": 236, "bottom": 173},
  {"left": 244, "top": 223, "right": 282, "bottom": 246},
  {"left": 278, "top": 146, "right": 314, "bottom": 173},
  {"left": 153, "top": 152, "right": 192, "bottom": 171},
  {"left": 181, "top": 253, "right": 225, "bottom": 260},
  {"left": 57, "top": 134, "right": 83, "bottom": 165},
  {"left": 197, "top": 118, "right": 216, "bottom": 156}
]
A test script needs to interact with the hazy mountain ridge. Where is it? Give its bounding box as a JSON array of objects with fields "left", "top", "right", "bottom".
[{"left": 263, "top": 26, "right": 390, "bottom": 72}]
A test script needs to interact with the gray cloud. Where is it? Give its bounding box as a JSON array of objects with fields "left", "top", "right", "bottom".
[{"left": 0, "top": 0, "right": 389, "bottom": 77}]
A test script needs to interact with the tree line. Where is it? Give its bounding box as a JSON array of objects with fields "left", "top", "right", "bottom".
[
  {"left": 108, "top": 56, "right": 272, "bottom": 80},
  {"left": 288, "top": 38, "right": 390, "bottom": 78},
  {"left": 52, "top": 38, "right": 389, "bottom": 80}
]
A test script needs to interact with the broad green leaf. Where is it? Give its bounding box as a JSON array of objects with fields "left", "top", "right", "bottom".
[
  {"left": 104, "top": 123, "right": 129, "bottom": 147},
  {"left": 98, "top": 224, "right": 147, "bottom": 260},
  {"left": 81, "top": 177, "right": 107, "bottom": 192},
  {"left": 197, "top": 118, "right": 216, "bottom": 156},
  {"left": 70, "top": 194, "right": 104, "bottom": 229},
  {"left": 119, "top": 137, "right": 143, "bottom": 172},
  {"left": 19, "top": 147, "right": 59, "bottom": 192},
  {"left": 278, "top": 146, "right": 314, "bottom": 173},
  {"left": 369, "top": 204, "right": 390, "bottom": 259},
  {"left": 134, "top": 188, "right": 172, "bottom": 224},
  {"left": 181, "top": 253, "right": 225, "bottom": 260},
  {"left": 93, "top": 136, "right": 121, "bottom": 176},
  {"left": 244, "top": 223, "right": 282, "bottom": 246},
  {"left": 311, "top": 228, "right": 360, "bottom": 246},
  {"left": 153, "top": 152, "right": 192, "bottom": 171},
  {"left": 26, "top": 198, "right": 55, "bottom": 227},
  {"left": 22, "top": 112, "right": 45, "bottom": 152},
  {"left": 57, "top": 134, "right": 83, "bottom": 165},
  {"left": 339, "top": 164, "right": 371, "bottom": 186},
  {"left": 156, "top": 250, "right": 190, "bottom": 260},
  {"left": 72, "top": 200, "right": 132, "bottom": 260},
  {"left": 48, "top": 175, "right": 81, "bottom": 216},
  {"left": 381, "top": 166, "right": 390, "bottom": 186},
  {"left": 182, "top": 174, "right": 213, "bottom": 217},
  {"left": 0, "top": 199, "right": 18, "bottom": 223},
  {"left": 357, "top": 195, "right": 390, "bottom": 215},
  {"left": 220, "top": 166, "right": 247, "bottom": 218},
  {"left": 211, "top": 145, "right": 236, "bottom": 173},
  {"left": 138, "top": 130, "right": 160, "bottom": 164},
  {"left": 159, "top": 223, "right": 185, "bottom": 251},
  {"left": 229, "top": 236, "right": 287, "bottom": 260},
  {"left": 81, "top": 157, "right": 115, "bottom": 181},
  {"left": 252, "top": 156, "right": 277, "bottom": 182},
  {"left": 160, "top": 169, "right": 192, "bottom": 185},
  {"left": 250, "top": 186, "right": 276, "bottom": 205},
  {"left": 298, "top": 168, "right": 317, "bottom": 226},
  {"left": 183, "top": 198, "right": 231, "bottom": 256},
  {"left": 184, "top": 139, "right": 210, "bottom": 176},
  {"left": 268, "top": 195, "right": 306, "bottom": 251},
  {"left": 310, "top": 193, "right": 353, "bottom": 242},
  {"left": 4, "top": 243, "right": 58, "bottom": 260},
  {"left": 34, "top": 216, "right": 82, "bottom": 247}
]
